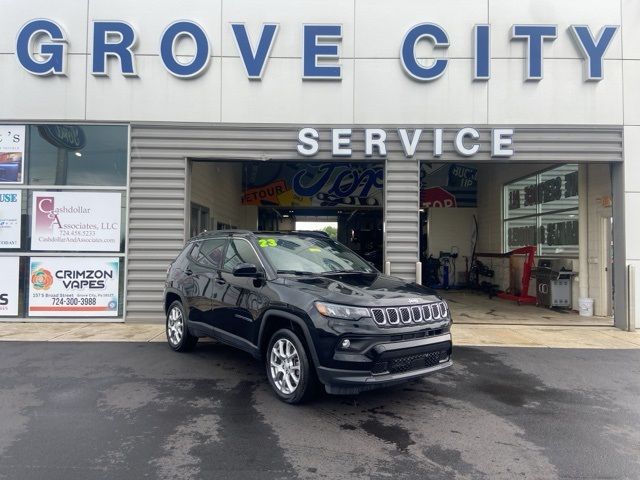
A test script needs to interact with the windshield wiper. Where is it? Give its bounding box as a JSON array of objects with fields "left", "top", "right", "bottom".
[{"left": 276, "top": 269, "right": 315, "bottom": 276}]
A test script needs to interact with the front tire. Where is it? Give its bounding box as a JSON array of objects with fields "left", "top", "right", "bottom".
[
  {"left": 166, "top": 300, "right": 198, "bottom": 352},
  {"left": 266, "top": 329, "right": 317, "bottom": 404}
]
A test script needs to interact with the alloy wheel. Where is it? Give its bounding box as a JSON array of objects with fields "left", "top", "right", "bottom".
[
  {"left": 167, "top": 306, "right": 184, "bottom": 346},
  {"left": 270, "top": 338, "right": 301, "bottom": 394}
]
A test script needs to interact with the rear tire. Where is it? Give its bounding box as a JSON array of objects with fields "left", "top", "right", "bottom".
[
  {"left": 266, "top": 329, "right": 317, "bottom": 404},
  {"left": 166, "top": 300, "right": 198, "bottom": 352}
]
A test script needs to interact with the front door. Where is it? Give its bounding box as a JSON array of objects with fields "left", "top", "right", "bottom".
[{"left": 217, "top": 238, "right": 270, "bottom": 345}]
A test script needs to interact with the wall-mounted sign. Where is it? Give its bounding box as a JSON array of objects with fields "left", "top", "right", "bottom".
[
  {"left": 28, "top": 257, "right": 120, "bottom": 317},
  {"left": 31, "top": 191, "right": 122, "bottom": 252},
  {"left": 0, "top": 257, "right": 20, "bottom": 316},
  {"left": 0, "top": 190, "right": 22, "bottom": 248},
  {"left": 242, "top": 162, "right": 383, "bottom": 207},
  {"left": 297, "top": 128, "right": 514, "bottom": 159},
  {"left": 0, "top": 125, "right": 25, "bottom": 184},
  {"left": 37, "top": 125, "right": 86, "bottom": 151},
  {"left": 14, "top": 19, "right": 617, "bottom": 82}
]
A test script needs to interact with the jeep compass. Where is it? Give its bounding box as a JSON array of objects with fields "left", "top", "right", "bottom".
[{"left": 164, "top": 231, "right": 452, "bottom": 404}]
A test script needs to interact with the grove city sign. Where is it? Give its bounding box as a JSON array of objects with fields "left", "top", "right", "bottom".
[{"left": 15, "top": 19, "right": 618, "bottom": 82}]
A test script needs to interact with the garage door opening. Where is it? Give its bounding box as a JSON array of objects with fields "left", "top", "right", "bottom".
[
  {"left": 187, "top": 160, "right": 384, "bottom": 270},
  {"left": 419, "top": 161, "right": 615, "bottom": 326}
]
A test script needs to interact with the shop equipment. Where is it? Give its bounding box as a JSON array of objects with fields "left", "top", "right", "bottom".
[
  {"left": 531, "top": 259, "right": 577, "bottom": 309},
  {"left": 496, "top": 245, "right": 537, "bottom": 305}
]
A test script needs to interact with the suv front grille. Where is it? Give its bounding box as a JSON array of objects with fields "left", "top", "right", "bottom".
[
  {"left": 373, "top": 350, "right": 449, "bottom": 375},
  {"left": 371, "top": 301, "right": 448, "bottom": 327}
]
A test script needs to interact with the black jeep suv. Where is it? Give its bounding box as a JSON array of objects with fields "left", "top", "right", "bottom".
[{"left": 164, "top": 231, "right": 452, "bottom": 403}]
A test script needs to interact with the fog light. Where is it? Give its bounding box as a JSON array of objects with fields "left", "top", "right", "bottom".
[{"left": 340, "top": 339, "right": 351, "bottom": 349}]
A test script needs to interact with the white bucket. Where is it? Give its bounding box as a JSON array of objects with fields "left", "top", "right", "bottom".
[{"left": 578, "top": 297, "right": 594, "bottom": 317}]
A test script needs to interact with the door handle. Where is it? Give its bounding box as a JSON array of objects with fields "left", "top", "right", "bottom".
[
  {"left": 215, "top": 278, "right": 227, "bottom": 286},
  {"left": 184, "top": 269, "right": 193, "bottom": 276}
]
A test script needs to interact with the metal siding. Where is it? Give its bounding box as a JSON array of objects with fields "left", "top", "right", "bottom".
[{"left": 126, "top": 124, "right": 623, "bottom": 322}]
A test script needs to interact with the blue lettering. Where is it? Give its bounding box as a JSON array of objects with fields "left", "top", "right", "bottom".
[
  {"left": 92, "top": 21, "right": 137, "bottom": 76},
  {"left": 400, "top": 23, "right": 449, "bottom": 81},
  {"left": 570, "top": 25, "right": 618, "bottom": 81},
  {"left": 302, "top": 24, "right": 342, "bottom": 79},
  {"left": 230, "top": 23, "right": 278, "bottom": 79},
  {"left": 474, "top": 24, "right": 490, "bottom": 80},
  {"left": 16, "top": 19, "right": 67, "bottom": 75},
  {"left": 0, "top": 194, "right": 18, "bottom": 202},
  {"left": 160, "top": 21, "right": 210, "bottom": 78},
  {"left": 293, "top": 164, "right": 337, "bottom": 197},
  {"left": 511, "top": 24, "right": 557, "bottom": 80}
]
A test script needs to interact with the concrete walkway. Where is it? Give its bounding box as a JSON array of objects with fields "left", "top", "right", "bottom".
[{"left": 0, "top": 322, "right": 639, "bottom": 349}]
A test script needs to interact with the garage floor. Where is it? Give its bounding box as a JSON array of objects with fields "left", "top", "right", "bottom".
[{"left": 442, "top": 290, "right": 613, "bottom": 326}]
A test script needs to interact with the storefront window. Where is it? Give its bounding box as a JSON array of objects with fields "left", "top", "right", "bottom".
[
  {"left": 0, "top": 123, "right": 128, "bottom": 320},
  {"left": 504, "top": 165, "right": 579, "bottom": 256},
  {"left": 28, "top": 125, "right": 127, "bottom": 186}
]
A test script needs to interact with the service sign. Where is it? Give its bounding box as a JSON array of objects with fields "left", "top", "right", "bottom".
[
  {"left": 0, "top": 257, "right": 20, "bottom": 316},
  {"left": 28, "top": 257, "right": 119, "bottom": 317},
  {"left": 0, "top": 125, "right": 26, "bottom": 184},
  {"left": 31, "top": 191, "right": 122, "bottom": 252},
  {"left": 0, "top": 190, "right": 22, "bottom": 247}
]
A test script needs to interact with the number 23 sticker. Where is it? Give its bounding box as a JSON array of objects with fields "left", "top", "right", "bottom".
[{"left": 259, "top": 238, "right": 277, "bottom": 248}]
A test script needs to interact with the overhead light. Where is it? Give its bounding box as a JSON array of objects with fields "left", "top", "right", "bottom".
[
  {"left": 283, "top": 214, "right": 290, "bottom": 218},
  {"left": 74, "top": 152, "right": 82, "bottom": 157}
]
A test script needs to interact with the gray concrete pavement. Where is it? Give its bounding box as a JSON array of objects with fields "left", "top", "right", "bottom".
[{"left": 0, "top": 341, "right": 639, "bottom": 480}]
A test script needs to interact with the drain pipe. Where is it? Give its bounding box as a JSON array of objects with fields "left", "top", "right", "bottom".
[{"left": 578, "top": 164, "right": 590, "bottom": 310}]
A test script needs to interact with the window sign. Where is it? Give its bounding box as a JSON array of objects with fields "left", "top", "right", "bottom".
[
  {"left": 504, "top": 165, "right": 580, "bottom": 256},
  {"left": 0, "top": 190, "right": 22, "bottom": 248},
  {"left": 28, "top": 257, "right": 119, "bottom": 317},
  {"left": 0, "top": 257, "right": 20, "bottom": 316},
  {"left": 0, "top": 125, "right": 26, "bottom": 184},
  {"left": 31, "top": 191, "right": 122, "bottom": 252}
]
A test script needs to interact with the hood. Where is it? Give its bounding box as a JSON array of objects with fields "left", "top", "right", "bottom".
[{"left": 282, "top": 272, "right": 441, "bottom": 307}]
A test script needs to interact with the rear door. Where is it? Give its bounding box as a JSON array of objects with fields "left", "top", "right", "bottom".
[
  {"left": 186, "top": 237, "right": 227, "bottom": 332},
  {"left": 217, "top": 238, "right": 271, "bottom": 345}
]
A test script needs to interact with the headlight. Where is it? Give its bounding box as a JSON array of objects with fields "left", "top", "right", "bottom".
[{"left": 314, "top": 302, "right": 369, "bottom": 320}]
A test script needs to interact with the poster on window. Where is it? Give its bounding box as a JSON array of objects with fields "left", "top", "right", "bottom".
[
  {"left": 0, "top": 190, "right": 22, "bottom": 248},
  {"left": 0, "top": 125, "right": 25, "bottom": 184},
  {"left": 0, "top": 257, "right": 20, "bottom": 316},
  {"left": 31, "top": 191, "right": 122, "bottom": 252},
  {"left": 28, "top": 257, "right": 119, "bottom": 317}
]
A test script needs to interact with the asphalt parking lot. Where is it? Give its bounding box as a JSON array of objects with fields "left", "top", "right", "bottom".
[{"left": 0, "top": 341, "right": 639, "bottom": 480}]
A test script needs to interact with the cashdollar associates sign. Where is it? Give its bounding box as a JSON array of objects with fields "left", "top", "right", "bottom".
[
  {"left": 28, "top": 257, "right": 119, "bottom": 317},
  {"left": 31, "top": 191, "right": 121, "bottom": 252}
]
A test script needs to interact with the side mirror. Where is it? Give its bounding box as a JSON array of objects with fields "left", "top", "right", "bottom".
[{"left": 233, "top": 263, "right": 263, "bottom": 278}]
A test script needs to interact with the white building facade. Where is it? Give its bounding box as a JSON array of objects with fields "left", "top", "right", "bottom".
[{"left": 0, "top": 0, "right": 637, "bottom": 330}]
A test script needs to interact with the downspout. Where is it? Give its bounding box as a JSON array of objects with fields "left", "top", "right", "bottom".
[{"left": 578, "top": 164, "right": 589, "bottom": 301}]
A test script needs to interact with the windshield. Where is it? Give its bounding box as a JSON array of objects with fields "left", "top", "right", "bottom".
[{"left": 256, "top": 235, "right": 376, "bottom": 274}]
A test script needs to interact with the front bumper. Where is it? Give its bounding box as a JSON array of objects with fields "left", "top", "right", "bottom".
[{"left": 317, "top": 333, "right": 452, "bottom": 394}]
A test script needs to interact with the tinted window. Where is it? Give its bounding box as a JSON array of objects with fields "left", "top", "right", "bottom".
[
  {"left": 28, "top": 125, "right": 128, "bottom": 186},
  {"left": 223, "top": 239, "right": 261, "bottom": 271},
  {"left": 192, "top": 239, "right": 226, "bottom": 268}
]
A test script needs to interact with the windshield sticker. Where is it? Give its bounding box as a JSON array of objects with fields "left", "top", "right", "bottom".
[{"left": 258, "top": 238, "right": 277, "bottom": 248}]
